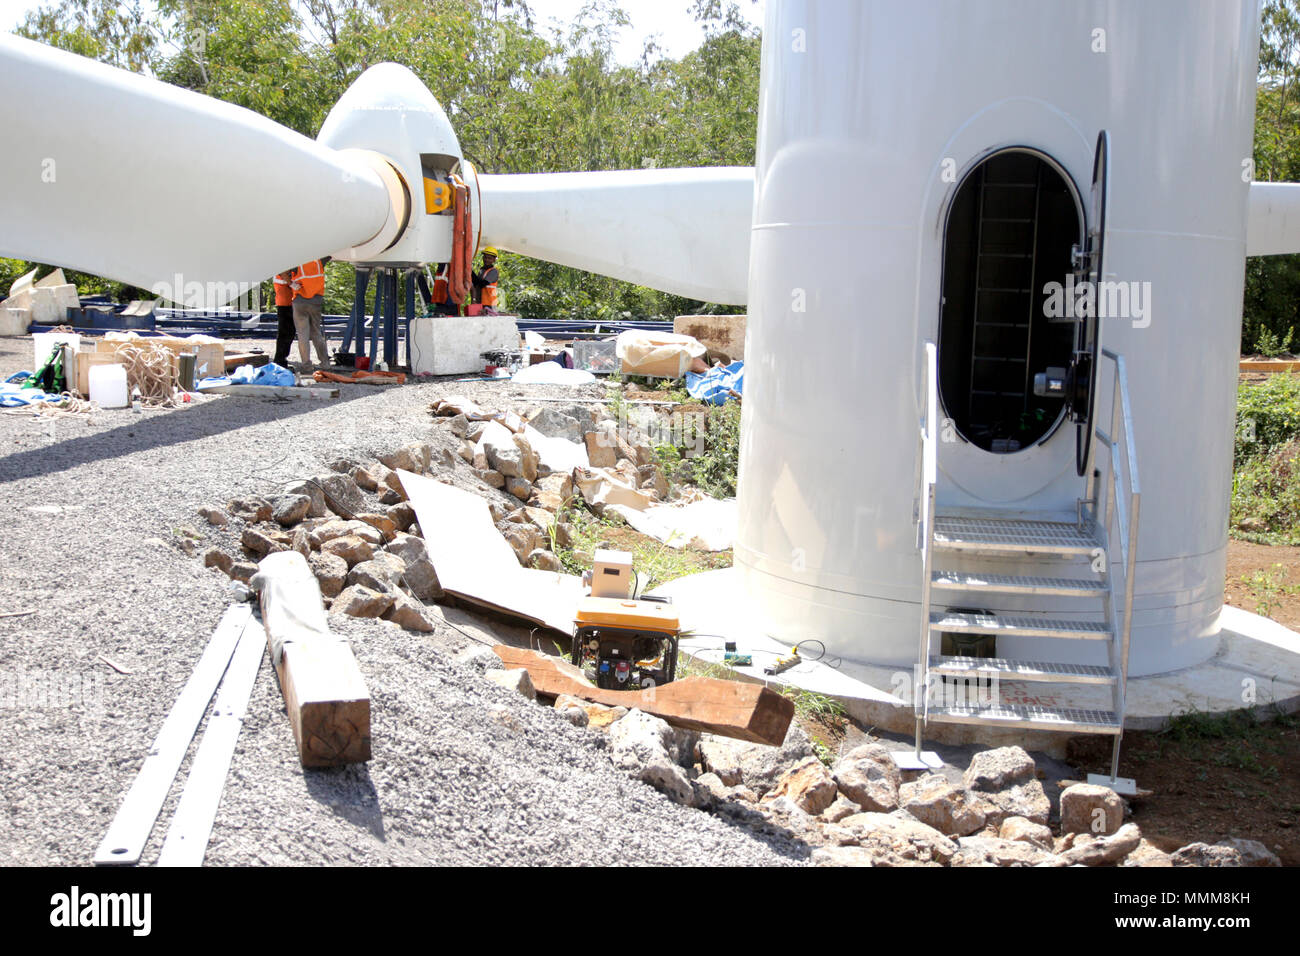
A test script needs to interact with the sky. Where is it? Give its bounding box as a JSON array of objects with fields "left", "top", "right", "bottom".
[{"left": 1, "top": 0, "right": 764, "bottom": 64}]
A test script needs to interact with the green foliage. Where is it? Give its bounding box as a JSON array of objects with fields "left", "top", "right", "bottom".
[
  {"left": 1232, "top": 373, "right": 1300, "bottom": 541},
  {"left": 690, "top": 400, "right": 743, "bottom": 498},
  {"left": 1234, "top": 372, "right": 1300, "bottom": 466},
  {"left": 1239, "top": 563, "right": 1300, "bottom": 616}
]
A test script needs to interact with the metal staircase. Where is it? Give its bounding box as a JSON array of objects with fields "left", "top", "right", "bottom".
[{"left": 909, "top": 342, "right": 1141, "bottom": 785}]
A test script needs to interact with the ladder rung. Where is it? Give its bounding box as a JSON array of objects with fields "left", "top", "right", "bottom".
[
  {"left": 927, "top": 702, "right": 1121, "bottom": 734},
  {"left": 931, "top": 570, "right": 1107, "bottom": 597},
  {"left": 929, "top": 655, "right": 1116, "bottom": 685},
  {"left": 930, "top": 611, "right": 1111, "bottom": 640},
  {"left": 974, "top": 286, "right": 1031, "bottom": 293}
]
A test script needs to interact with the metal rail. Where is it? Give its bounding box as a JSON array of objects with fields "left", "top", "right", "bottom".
[{"left": 1092, "top": 348, "right": 1142, "bottom": 780}]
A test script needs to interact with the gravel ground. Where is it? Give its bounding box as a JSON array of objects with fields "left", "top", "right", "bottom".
[{"left": 0, "top": 336, "right": 807, "bottom": 866}]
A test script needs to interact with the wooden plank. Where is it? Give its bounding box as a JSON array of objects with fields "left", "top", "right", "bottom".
[
  {"left": 493, "top": 646, "right": 794, "bottom": 745},
  {"left": 156, "top": 613, "right": 267, "bottom": 867},
  {"left": 224, "top": 352, "right": 270, "bottom": 371},
  {"left": 93, "top": 605, "right": 249, "bottom": 866},
  {"left": 1240, "top": 359, "right": 1300, "bottom": 373},
  {"left": 199, "top": 384, "right": 339, "bottom": 399},
  {"left": 254, "top": 552, "right": 370, "bottom": 767}
]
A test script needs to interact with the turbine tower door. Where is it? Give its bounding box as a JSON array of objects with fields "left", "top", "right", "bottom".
[
  {"left": 937, "top": 148, "right": 1085, "bottom": 458},
  {"left": 1067, "top": 130, "right": 1110, "bottom": 476}
]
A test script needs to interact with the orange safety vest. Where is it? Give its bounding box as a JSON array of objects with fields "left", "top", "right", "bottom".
[
  {"left": 479, "top": 265, "right": 499, "bottom": 308},
  {"left": 273, "top": 274, "right": 294, "bottom": 307},
  {"left": 292, "top": 260, "right": 325, "bottom": 299}
]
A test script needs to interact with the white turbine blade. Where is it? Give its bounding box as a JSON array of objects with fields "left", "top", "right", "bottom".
[
  {"left": 0, "top": 33, "right": 391, "bottom": 306},
  {"left": 477, "top": 167, "right": 753, "bottom": 304},
  {"left": 1247, "top": 182, "right": 1300, "bottom": 256}
]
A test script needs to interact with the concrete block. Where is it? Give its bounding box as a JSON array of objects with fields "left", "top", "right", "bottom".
[
  {"left": 673, "top": 313, "right": 747, "bottom": 361},
  {"left": 26, "top": 285, "right": 81, "bottom": 325},
  {"left": 0, "top": 307, "right": 30, "bottom": 337},
  {"left": 8, "top": 267, "right": 37, "bottom": 298},
  {"left": 409, "top": 314, "right": 520, "bottom": 376},
  {"left": 33, "top": 268, "right": 67, "bottom": 289}
]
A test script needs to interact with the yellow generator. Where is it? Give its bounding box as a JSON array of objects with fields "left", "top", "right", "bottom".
[{"left": 571, "top": 549, "right": 680, "bottom": 690}]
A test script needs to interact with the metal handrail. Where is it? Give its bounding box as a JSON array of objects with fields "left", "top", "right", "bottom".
[
  {"left": 914, "top": 342, "right": 939, "bottom": 731},
  {"left": 1096, "top": 348, "right": 1141, "bottom": 778}
]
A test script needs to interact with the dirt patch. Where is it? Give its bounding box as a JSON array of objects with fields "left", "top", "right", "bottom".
[{"left": 1225, "top": 538, "right": 1300, "bottom": 630}]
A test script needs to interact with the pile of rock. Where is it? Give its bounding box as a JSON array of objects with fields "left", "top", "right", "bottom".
[
  {"left": 430, "top": 396, "right": 673, "bottom": 559},
  {"left": 198, "top": 444, "right": 443, "bottom": 632}
]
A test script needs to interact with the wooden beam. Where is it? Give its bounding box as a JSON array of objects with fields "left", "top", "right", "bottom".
[
  {"left": 493, "top": 646, "right": 794, "bottom": 746},
  {"left": 254, "top": 552, "right": 370, "bottom": 767}
]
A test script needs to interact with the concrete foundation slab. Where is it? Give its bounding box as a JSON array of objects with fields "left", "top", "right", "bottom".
[
  {"left": 410, "top": 314, "right": 519, "bottom": 376},
  {"left": 653, "top": 567, "right": 1300, "bottom": 758}
]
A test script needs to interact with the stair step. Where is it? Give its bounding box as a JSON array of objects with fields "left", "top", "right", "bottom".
[
  {"left": 931, "top": 610, "right": 1111, "bottom": 640},
  {"left": 927, "top": 702, "right": 1121, "bottom": 735},
  {"left": 933, "top": 515, "right": 1099, "bottom": 556},
  {"left": 931, "top": 570, "right": 1107, "bottom": 597},
  {"left": 929, "top": 655, "right": 1117, "bottom": 685}
]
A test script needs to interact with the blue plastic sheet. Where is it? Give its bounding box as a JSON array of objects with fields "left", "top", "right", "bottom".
[
  {"left": 0, "top": 384, "right": 61, "bottom": 407},
  {"left": 685, "top": 361, "right": 744, "bottom": 406},
  {"left": 201, "top": 362, "right": 296, "bottom": 390}
]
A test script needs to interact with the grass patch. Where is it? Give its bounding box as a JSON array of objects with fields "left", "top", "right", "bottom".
[
  {"left": 1157, "top": 702, "right": 1297, "bottom": 777},
  {"left": 1232, "top": 373, "right": 1300, "bottom": 542}
]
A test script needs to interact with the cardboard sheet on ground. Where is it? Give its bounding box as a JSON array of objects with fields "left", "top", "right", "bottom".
[
  {"left": 398, "top": 471, "right": 585, "bottom": 635},
  {"left": 607, "top": 497, "right": 737, "bottom": 551}
]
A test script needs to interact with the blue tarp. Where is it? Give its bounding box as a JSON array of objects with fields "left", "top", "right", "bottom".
[
  {"left": 0, "top": 383, "right": 62, "bottom": 407},
  {"left": 199, "top": 362, "right": 296, "bottom": 390},
  {"left": 685, "top": 361, "right": 744, "bottom": 406}
]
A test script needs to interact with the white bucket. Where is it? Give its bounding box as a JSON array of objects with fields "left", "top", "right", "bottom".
[{"left": 88, "top": 363, "right": 128, "bottom": 408}]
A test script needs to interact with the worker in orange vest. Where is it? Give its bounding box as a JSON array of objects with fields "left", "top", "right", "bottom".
[
  {"left": 290, "top": 257, "right": 330, "bottom": 367},
  {"left": 271, "top": 269, "right": 296, "bottom": 366},
  {"left": 427, "top": 263, "right": 457, "bottom": 315},
  {"left": 472, "top": 246, "right": 500, "bottom": 314}
]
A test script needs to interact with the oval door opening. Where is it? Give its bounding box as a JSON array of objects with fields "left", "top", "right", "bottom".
[{"left": 938, "top": 148, "right": 1081, "bottom": 454}]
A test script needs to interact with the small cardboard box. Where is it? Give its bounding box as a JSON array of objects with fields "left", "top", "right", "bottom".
[
  {"left": 75, "top": 351, "right": 127, "bottom": 398},
  {"left": 97, "top": 334, "right": 225, "bottom": 380}
]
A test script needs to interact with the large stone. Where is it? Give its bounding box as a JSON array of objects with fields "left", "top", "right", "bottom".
[
  {"left": 636, "top": 759, "right": 695, "bottom": 807},
  {"left": 999, "top": 815, "right": 1054, "bottom": 850},
  {"left": 527, "top": 548, "right": 562, "bottom": 571},
  {"left": 1060, "top": 823, "right": 1142, "bottom": 866},
  {"left": 832, "top": 742, "right": 902, "bottom": 813},
  {"left": 553, "top": 694, "right": 626, "bottom": 730},
  {"left": 309, "top": 551, "right": 348, "bottom": 597},
  {"left": 978, "top": 779, "right": 1051, "bottom": 827},
  {"left": 383, "top": 591, "right": 435, "bottom": 632},
  {"left": 838, "top": 811, "right": 959, "bottom": 866},
  {"left": 476, "top": 469, "right": 505, "bottom": 489},
  {"left": 763, "top": 756, "right": 839, "bottom": 815},
  {"left": 486, "top": 667, "right": 536, "bottom": 700},
  {"left": 309, "top": 519, "right": 383, "bottom": 549},
  {"left": 1120, "top": 839, "right": 1174, "bottom": 868},
  {"left": 952, "top": 836, "right": 1061, "bottom": 868},
  {"left": 203, "top": 548, "right": 233, "bottom": 574},
  {"left": 821, "top": 793, "right": 862, "bottom": 823},
  {"left": 480, "top": 421, "right": 526, "bottom": 477},
  {"left": 811, "top": 846, "right": 881, "bottom": 867},
  {"left": 330, "top": 585, "right": 393, "bottom": 619},
  {"left": 386, "top": 532, "right": 428, "bottom": 565},
  {"left": 697, "top": 737, "right": 744, "bottom": 786},
  {"left": 530, "top": 473, "right": 575, "bottom": 511},
  {"left": 403, "top": 558, "right": 443, "bottom": 601},
  {"left": 241, "top": 526, "right": 289, "bottom": 557},
  {"left": 198, "top": 506, "right": 229, "bottom": 527},
  {"left": 387, "top": 502, "right": 417, "bottom": 533},
  {"left": 380, "top": 441, "right": 432, "bottom": 475},
  {"left": 321, "top": 534, "right": 375, "bottom": 567},
  {"left": 502, "top": 526, "right": 542, "bottom": 564},
  {"left": 529, "top": 406, "right": 586, "bottom": 442},
  {"left": 284, "top": 480, "right": 327, "bottom": 518},
  {"left": 584, "top": 429, "right": 618, "bottom": 468},
  {"left": 608, "top": 709, "right": 684, "bottom": 767},
  {"left": 505, "top": 476, "right": 532, "bottom": 501},
  {"left": 226, "top": 496, "right": 272, "bottom": 523},
  {"left": 272, "top": 494, "right": 311, "bottom": 527},
  {"left": 899, "top": 773, "right": 987, "bottom": 837},
  {"left": 312, "top": 472, "right": 366, "bottom": 518},
  {"left": 433, "top": 395, "right": 487, "bottom": 419},
  {"left": 346, "top": 552, "right": 406, "bottom": 592},
  {"left": 1060, "top": 782, "right": 1125, "bottom": 836},
  {"left": 963, "top": 746, "right": 1037, "bottom": 792},
  {"left": 1214, "top": 837, "right": 1281, "bottom": 867},
  {"left": 229, "top": 561, "right": 258, "bottom": 584}
]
